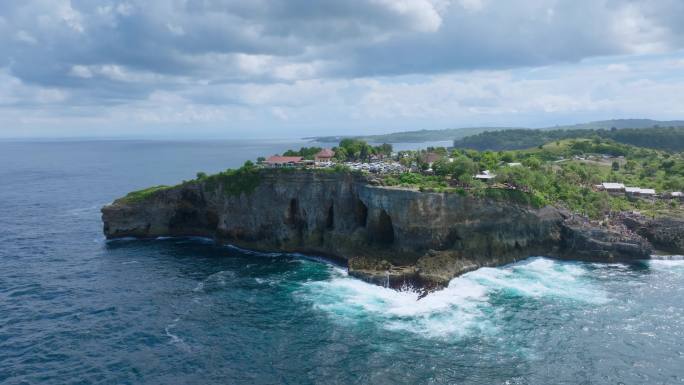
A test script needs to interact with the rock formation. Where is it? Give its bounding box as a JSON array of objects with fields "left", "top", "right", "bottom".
[{"left": 102, "top": 170, "right": 659, "bottom": 290}]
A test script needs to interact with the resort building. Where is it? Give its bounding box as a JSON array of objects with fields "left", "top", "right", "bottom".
[
  {"left": 315, "top": 149, "right": 335, "bottom": 163},
  {"left": 265, "top": 156, "right": 303, "bottom": 168}
]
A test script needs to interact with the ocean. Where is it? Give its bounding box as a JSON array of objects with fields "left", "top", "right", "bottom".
[{"left": 1, "top": 139, "right": 683, "bottom": 385}]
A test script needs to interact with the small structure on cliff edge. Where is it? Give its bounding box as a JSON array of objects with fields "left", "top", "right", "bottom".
[
  {"left": 474, "top": 170, "right": 496, "bottom": 182},
  {"left": 265, "top": 155, "right": 303, "bottom": 168},
  {"left": 314, "top": 148, "right": 335, "bottom": 163}
]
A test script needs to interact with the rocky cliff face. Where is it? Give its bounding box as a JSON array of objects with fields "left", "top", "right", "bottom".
[
  {"left": 102, "top": 170, "right": 653, "bottom": 289},
  {"left": 621, "top": 214, "right": 684, "bottom": 254}
]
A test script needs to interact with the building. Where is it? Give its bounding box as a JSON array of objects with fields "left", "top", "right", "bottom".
[
  {"left": 314, "top": 148, "right": 335, "bottom": 163},
  {"left": 670, "top": 192, "right": 683, "bottom": 201},
  {"left": 474, "top": 170, "right": 496, "bottom": 182},
  {"left": 265, "top": 155, "right": 303, "bottom": 168},
  {"left": 625, "top": 187, "right": 656, "bottom": 197},
  {"left": 625, "top": 187, "right": 641, "bottom": 196},
  {"left": 601, "top": 182, "right": 625, "bottom": 194}
]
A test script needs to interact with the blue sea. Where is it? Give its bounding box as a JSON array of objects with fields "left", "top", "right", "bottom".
[{"left": 1, "top": 140, "right": 683, "bottom": 385}]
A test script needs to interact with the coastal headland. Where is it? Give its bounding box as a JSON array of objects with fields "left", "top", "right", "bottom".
[{"left": 101, "top": 168, "right": 678, "bottom": 290}]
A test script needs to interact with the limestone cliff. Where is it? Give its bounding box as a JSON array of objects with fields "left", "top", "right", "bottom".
[{"left": 102, "top": 170, "right": 653, "bottom": 289}]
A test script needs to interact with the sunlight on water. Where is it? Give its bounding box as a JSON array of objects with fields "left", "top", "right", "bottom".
[{"left": 299, "top": 257, "right": 609, "bottom": 339}]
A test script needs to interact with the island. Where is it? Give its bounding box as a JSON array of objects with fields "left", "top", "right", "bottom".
[{"left": 102, "top": 132, "right": 684, "bottom": 292}]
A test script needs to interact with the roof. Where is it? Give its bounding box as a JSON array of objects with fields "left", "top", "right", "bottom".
[
  {"left": 625, "top": 187, "right": 656, "bottom": 195},
  {"left": 602, "top": 182, "right": 625, "bottom": 190},
  {"left": 316, "top": 148, "right": 335, "bottom": 158},
  {"left": 266, "top": 156, "right": 303, "bottom": 164},
  {"left": 424, "top": 152, "right": 442, "bottom": 164},
  {"left": 507, "top": 162, "right": 522, "bottom": 167},
  {"left": 671, "top": 192, "right": 683, "bottom": 197}
]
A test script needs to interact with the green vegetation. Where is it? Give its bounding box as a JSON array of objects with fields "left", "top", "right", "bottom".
[
  {"left": 203, "top": 161, "right": 262, "bottom": 196},
  {"left": 453, "top": 126, "right": 684, "bottom": 152},
  {"left": 117, "top": 185, "right": 172, "bottom": 203},
  {"left": 283, "top": 146, "right": 322, "bottom": 160},
  {"left": 332, "top": 139, "right": 392, "bottom": 161},
  {"left": 381, "top": 137, "right": 684, "bottom": 217}
]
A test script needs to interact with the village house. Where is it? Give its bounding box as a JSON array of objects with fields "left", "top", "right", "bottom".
[
  {"left": 314, "top": 148, "right": 335, "bottom": 163},
  {"left": 670, "top": 192, "right": 683, "bottom": 201},
  {"left": 265, "top": 155, "right": 303, "bottom": 168}
]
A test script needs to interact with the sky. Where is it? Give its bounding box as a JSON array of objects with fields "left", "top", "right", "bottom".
[{"left": 1, "top": 0, "right": 684, "bottom": 139}]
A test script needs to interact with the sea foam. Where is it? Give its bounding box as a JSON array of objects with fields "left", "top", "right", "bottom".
[{"left": 299, "top": 257, "right": 608, "bottom": 338}]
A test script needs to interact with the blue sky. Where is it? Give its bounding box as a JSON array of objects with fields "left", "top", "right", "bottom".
[{"left": 1, "top": 0, "right": 684, "bottom": 138}]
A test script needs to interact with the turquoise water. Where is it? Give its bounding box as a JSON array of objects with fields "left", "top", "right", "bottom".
[{"left": 1, "top": 140, "right": 683, "bottom": 384}]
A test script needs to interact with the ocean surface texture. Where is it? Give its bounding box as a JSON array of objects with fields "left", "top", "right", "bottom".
[{"left": 1, "top": 140, "right": 683, "bottom": 385}]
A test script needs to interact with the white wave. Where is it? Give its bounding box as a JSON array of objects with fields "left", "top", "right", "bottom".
[
  {"left": 647, "top": 255, "right": 684, "bottom": 269},
  {"left": 298, "top": 257, "right": 608, "bottom": 339},
  {"left": 650, "top": 254, "right": 684, "bottom": 261},
  {"left": 466, "top": 257, "right": 609, "bottom": 304}
]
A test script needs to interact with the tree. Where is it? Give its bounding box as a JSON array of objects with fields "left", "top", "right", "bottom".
[
  {"left": 450, "top": 156, "right": 478, "bottom": 183},
  {"left": 611, "top": 161, "right": 620, "bottom": 171},
  {"left": 196, "top": 171, "right": 207, "bottom": 180},
  {"left": 522, "top": 156, "right": 542, "bottom": 170}
]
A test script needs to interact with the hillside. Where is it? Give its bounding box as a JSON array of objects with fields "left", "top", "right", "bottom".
[
  {"left": 452, "top": 126, "right": 684, "bottom": 152},
  {"left": 307, "top": 119, "right": 684, "bottom": 144}
]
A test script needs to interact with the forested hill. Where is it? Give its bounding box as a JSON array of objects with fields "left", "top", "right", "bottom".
[
  {"left": 452, "top": 126, "right": 684, "bottom": 152},
  {"left": 307, "top": 119, "right": 684, "bottom": 144}
]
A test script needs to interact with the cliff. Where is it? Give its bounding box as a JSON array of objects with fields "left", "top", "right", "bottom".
[{"left": 102, "top": 169, "right": 657, "bottom": 290}]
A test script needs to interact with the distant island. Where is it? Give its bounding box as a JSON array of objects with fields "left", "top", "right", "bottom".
[
  {"left": 103, "top": 125, "right": 684, "bottom": 291},
  {"left": 308, "top": 119, "right": 684, "bottom": 144}
]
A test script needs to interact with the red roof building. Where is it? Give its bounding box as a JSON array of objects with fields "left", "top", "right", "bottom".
[
  {"left": 315, "top": 148, "right": 335, "bottom": 162},
  {"left": 265, "top": 155, "right": 303, "bottom": 167}
]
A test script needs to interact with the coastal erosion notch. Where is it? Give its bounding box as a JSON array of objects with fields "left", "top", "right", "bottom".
[{"left": 101, "top": 169, "right": 663, "bottom": 290}]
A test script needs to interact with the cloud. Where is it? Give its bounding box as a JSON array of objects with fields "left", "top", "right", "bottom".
[{"left": 0, "top": 0, "right": 684, "bottom": 137}]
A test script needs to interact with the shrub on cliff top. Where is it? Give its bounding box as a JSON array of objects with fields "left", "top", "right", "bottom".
[
  {"left": 203, "top": 161, "right": 261, "bottom": 196},
  {"left": 118, "top": 185, "right": 171, "bottom": 203}
]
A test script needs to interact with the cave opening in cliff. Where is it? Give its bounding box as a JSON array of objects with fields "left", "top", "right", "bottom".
[
  {"left": 375, "top": 209, "right": 395, "bottom": 245},
  {"left": 287, "top": 198, "right": 298, "bottom": 226},
  {"left": 355, "top": 198, "right": 368, "bottom": 227},
  {"left": 326, "top": 204, "right": 334, "bottom": 230}
]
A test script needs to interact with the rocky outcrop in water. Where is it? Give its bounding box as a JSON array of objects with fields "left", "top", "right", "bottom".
[{"left": 102, "top": 170, "right": 654, "bottom": 289}]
